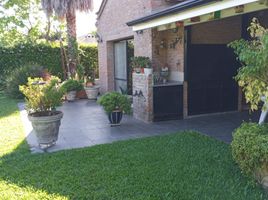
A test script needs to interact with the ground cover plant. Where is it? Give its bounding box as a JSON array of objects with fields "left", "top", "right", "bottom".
[{"left": 0, "top": 92, "right": 267, "bottom": 199}]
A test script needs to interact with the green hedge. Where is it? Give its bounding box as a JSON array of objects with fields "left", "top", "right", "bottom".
[{"left": 0, "top": 43, "right": 98, "bottom": 81}]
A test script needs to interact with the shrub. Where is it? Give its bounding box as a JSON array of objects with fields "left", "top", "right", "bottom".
[
  {"left": 231, "top": 123, "right": 268, "bottom": 182},
  {"left": 0, "top": 43, "right": 98, "bottom": 87},
  {"left": 98, "top": 92, "right": 131, "bottom": 114},
  {"left": 5, "top": 64, "right": 44, "bottom": 99},
  {"left": 19, "top": 76, "right": 64, "bottom": 114},
  {"left": 130, "top": 56, "right": 151, "bottom": 69},
  {"left": 61, "top": 79, "right": 83, "bottom": 93},
  {"left": 79, "top": 44, "right": 98, "bottom": 79},
  {"left": 229, "top": 19, "right": 268, "bottom": 111}
]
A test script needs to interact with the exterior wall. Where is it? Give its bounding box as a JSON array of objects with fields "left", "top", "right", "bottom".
[
  {"left": 134, "top": 29, "right": 153, "bottom": 58},
  {"left": 191, "top": 16, "right": 242, "bottom": 44},
  {"left": 152, "top": 27, "right": 184, "bottom": 81},
  {"left": 97, "top": 0, "right": 176, "bottom": 93},
  {"left": 133, "top": 73, "right": 153, "bottom": 122}
]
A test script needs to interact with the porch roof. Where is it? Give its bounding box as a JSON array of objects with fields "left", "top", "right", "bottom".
[{"left": 127, "top": 0, "right": 262, "bottom": 31}]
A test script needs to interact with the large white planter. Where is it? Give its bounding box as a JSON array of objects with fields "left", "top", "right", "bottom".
[
  {"left": 66, "top": 91, "right": 77, "bottom": 102},
  {"left": 84, "top": 85, "right": 100, "bottom": 100},
  {"left": 144, "top": 68, "right": 153, "bottom": 76},
  {"left": 28, "top": 111, "right": 63, "bottom": 149}
]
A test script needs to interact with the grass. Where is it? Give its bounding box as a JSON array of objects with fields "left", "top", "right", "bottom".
[{"left": 0, "top": 92, "right": 267, "bottom": 199}]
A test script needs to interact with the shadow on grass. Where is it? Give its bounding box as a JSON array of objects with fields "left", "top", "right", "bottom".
[
  {"left": 0, "top": 92, "right": 22, "bottom": 119},
  {"left": 0, "top": 132, "right": 267, "bottom": 200}
]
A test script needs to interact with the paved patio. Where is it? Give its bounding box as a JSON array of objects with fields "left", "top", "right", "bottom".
[{"left": 19, "top": 100, "right": 259, "bottom": 153}]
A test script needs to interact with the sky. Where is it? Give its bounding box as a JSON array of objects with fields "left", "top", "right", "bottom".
[{"left": 76, "top": 0, "right": 103, "bottom": 36}]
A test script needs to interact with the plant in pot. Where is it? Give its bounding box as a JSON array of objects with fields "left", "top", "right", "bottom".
[
  {"left": 98, "top": 92, "right": 131, "bottom": 126},
  {"left": 130, "top": 57, "right": 141, "bottom": 73},
  {"left": 131, "top": 56, "right": 151, "bottom": 74},
  {"left": 19, "top": 76, "right": 64, "bottom": 149},
  {"left": 143, "top": 57, "right": 153, "bottom": 76},
  {"left": 84, "top": 69, "right": 100, "bottom": 100},
  {"left": 61, "top": 79, "right": 83, "bottom": 101}
]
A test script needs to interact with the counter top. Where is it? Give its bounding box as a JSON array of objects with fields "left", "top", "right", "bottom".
[{"left": 153, "top": 81, "right": 183, "bottom": 87}]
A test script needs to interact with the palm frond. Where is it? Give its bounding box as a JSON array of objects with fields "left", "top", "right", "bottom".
[{"left": 41, "top": 0, "right": 93, "bottom": 18}]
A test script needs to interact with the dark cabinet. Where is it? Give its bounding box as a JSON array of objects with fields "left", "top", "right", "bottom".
[{"left": 153, "top": 85, "right": 183, "bottom": 121}]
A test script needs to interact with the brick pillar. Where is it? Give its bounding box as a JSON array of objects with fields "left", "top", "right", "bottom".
[{"left": 133, "top": 73, "right": 153, "bottom": 123}]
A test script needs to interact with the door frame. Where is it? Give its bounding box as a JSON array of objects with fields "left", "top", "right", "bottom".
[
  {"left": 113, "top": 38, "right": 134, "bottom": 95},
  {"left": 185, "top": 23, "right": 240, "bottom": 116}
]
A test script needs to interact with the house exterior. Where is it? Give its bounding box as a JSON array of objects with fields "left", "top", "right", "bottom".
[{"left": 96, "top": 0, "right": 268, "bottom": 122}]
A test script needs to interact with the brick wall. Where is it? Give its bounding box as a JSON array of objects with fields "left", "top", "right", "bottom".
[
  {"left": 191, "top": 16, "right": 242, "bottom": 44},
  {"left": 132, "top": 73, "right": 153, "bottom": 122},
  {"left": 152, "top": 27, "right": 184, "bottom": 81},
  {"left": 97, "top": 0, "right": 176, "bottom": 93}
]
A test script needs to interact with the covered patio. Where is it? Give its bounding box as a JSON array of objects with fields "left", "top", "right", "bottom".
[{"left": 19, "top": 100, "right": 259, "bottom": 153}]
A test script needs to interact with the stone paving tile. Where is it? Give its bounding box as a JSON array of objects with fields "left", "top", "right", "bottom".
[{"left": 18, "top": 100, "right": 260, "bottom": 153}]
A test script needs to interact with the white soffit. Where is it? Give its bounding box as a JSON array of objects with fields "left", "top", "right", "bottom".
[{"left": 132, "top": 0, "right": 265, "bottom": 31}]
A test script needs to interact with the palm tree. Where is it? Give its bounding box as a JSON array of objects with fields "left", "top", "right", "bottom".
[{"left": 41, "top": 0, "right": 93, "bottom": 77}]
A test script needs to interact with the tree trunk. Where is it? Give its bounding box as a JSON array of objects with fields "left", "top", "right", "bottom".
[{"left": 66, "top": 7, "right": 78, "bottom": 78}]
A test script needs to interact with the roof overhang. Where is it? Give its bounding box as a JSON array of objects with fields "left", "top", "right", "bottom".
[{"left": 128, "top": 0, "right": 267, "bottom": 31}]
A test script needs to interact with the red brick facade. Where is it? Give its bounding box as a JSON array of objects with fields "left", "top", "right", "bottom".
[
  {"left": 97, "top": 0, "right": 268, "bottom": 121},
  {"left": 97, "top": 0, "right": 176, "bottom": 93}
]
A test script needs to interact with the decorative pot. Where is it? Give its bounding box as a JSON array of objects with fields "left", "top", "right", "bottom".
[
  {"left": 134, "top": 67, "right": 141, "bottom": 74},
  {"left": 84, "top": 85, "right": 100, "bottom": 100},
  {"left": 144, "top": 68, "right": 153, "bottom": 76},
  {"left": 66, "top": 91, "right": 77, "bottom": 101},
  {"left": 76, "top": 89, "right": 88, "bottom": 99},
  {"left": 140, "top": 68, "right": 144, "bottom": 74},
  {"left": 28, "top": 111, "right": 63, "bottom": 149},
  {"left": 108, "top": 111, "right": 123, "bottom": 126}
]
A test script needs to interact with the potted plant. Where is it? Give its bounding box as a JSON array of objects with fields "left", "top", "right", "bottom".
[
  {"left": 61, "top": 79, "right": 83, "bottom": 101},
  {"left": 98, "top": 92, "right": 131, "bottom": 126},
  {"left": 19, "top": 76, "right": 64, "bottom": 149},
  {"left": 84, "top": 71, "right": 100, "bottom": 100},
  {"left": 143, "top": 58, "right": 153, "bottom": 76},
  {"left": 131, "top": 56, "right": 151, "bottom": 74}
]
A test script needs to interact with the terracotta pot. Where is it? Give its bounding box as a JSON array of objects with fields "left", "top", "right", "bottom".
[
  {"left": 76, "top": 90, "right": 88, "bottom": 99},
  {"left": 140, "top": 68, "right": 144, "bottom": 74},
  {"left": 86, "top": 82, "right": 94, "bottom": 87}
]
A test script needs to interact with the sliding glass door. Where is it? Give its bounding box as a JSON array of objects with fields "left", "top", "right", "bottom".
[{"left": 114, "top": 39, "right": 134, "bottom": 94}]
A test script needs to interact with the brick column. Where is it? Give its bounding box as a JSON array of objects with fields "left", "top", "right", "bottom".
[{"left": 133, "top": 73, "right": 153, "bottom": 123}]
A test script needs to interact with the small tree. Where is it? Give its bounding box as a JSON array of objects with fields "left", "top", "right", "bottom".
[
  {"left": 41, "top": 0, "right": 93, "bottom": 77},
  {"left": 229, "top": 18, "right": 268, "bottom": 111}
]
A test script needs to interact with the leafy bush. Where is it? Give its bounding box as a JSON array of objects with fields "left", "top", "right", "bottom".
[
  {"left": 61, "top": 79, "right": 83, "bottom": 92},
  {"left": 231, "top": 122, "right": 268, "bottom": 182},
  {"left": 0, "top": 43, "right": 98, "bottom": 86},
  {"left": 79, "top": 44, "right": 98, "bottom": 79},
  {"left": 98, "top": 92, "right": 131, "bottom": 114},
  {"left": 19, "top": 76, "right": 64, "bottom": 114},
  {"left": 229, "top": 19, "right": 268, "bottom": 111},
  {"left": 130, "top": 56, "right": 151, "bottom": 68},
  {"left": 5, "top": 64, "right": 44, "bottom": 99}
]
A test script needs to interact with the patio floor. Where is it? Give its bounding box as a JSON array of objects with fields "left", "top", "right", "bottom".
[{"left": 18, "top": 100, "right": 259, "bottom": 153}]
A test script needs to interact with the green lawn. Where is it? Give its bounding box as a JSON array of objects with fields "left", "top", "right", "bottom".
[{"left": 0, "top": 93, "right": 267, "bottom": 200}]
